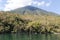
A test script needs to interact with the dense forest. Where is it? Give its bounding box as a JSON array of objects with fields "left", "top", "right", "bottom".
[{"left": 0, "top": 12, "right": 60, "bottom": 34}]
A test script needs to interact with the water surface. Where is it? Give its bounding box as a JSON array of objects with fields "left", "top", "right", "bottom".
[{"left": 0, "top": 33, "right": 60, "bottom": 40}]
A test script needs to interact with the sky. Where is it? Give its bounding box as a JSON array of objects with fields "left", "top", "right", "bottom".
[{"left": 0, "top": 0, "right": 60, "bottom": 14}]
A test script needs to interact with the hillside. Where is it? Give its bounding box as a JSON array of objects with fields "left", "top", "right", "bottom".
[
  {"left": 10, "top": 6, "right": 58, "bottom": 16},
  {"left": 0, "top": 12, "right": 60, "bottom": 34},
  {"left": 0, "top": 6, "right": 60, "bottom": 34}
]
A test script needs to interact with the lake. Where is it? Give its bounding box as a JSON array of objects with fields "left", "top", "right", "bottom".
[{"left": 0, "top": 33, "right": 60, "bottom": 40}]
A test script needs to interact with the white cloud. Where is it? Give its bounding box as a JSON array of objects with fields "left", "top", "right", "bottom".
[
  {"left": 37, "top": 1, "right": 45, "bottom": 6},
  {"left": 46, "top": 3, "right": 51, "bottom": 7},
  {"left": 32, "top": 1, "right": 38, "bottom": 5},
  {"left": 0, "top": 0, "right": 2, "bottom": 2},
  {"left": 32, "top": 1, "right": 51, "bottom": 7},
  {"left": 4, "top": 0, "right": 51, "bottom": 11},
  {"left": 4, "top": 0, "right": 32, "bottom": 11}
]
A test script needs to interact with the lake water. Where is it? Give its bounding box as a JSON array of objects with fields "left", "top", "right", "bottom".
[{"left": 0, "top": 33, "right": 60, "bottom": 40}]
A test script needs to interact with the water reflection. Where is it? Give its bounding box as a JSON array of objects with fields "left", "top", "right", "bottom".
[{"left": 0, "top": 33, "right": 60, "bottom": 40}]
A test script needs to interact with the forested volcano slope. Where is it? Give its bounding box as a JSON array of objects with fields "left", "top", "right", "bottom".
[{"left": 0, "top": 12, "right": 60, "bottom": 34}]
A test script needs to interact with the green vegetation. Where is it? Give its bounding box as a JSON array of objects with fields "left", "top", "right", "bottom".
[{"left": 0, "top": 12, "right": 60, "bottom": 34}]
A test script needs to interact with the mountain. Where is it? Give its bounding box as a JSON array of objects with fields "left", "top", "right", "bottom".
[
  {"left": 10, "top": 6, "right": 58, "bottom": 16},
  {"left": 0, "top": 6, "right": 60, "bottom": 34}
]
